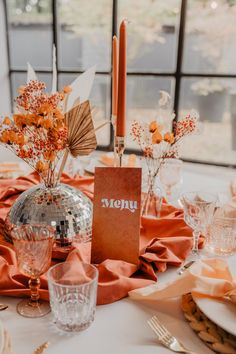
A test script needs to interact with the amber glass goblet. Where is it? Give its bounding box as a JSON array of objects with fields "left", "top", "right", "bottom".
[{"left": 11, "top": 224, "right": 55, "bottom": 318}]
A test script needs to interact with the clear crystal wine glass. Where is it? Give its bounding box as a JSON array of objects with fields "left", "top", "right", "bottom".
[
  {"left": 159, "top": 159, "right": 183, "bottom": 201},
  {"left": 179, "top": 191, "right": 217, "bottom": 268},
  {"left": 11, "top": 224, "right": 55, "bottom": 318},
  {"left": 206, "top": 206, "right": 236, "bottom": 256}
]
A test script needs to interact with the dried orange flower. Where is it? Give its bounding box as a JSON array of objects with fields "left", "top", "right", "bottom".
[
  {"left": 0, "top": 131, "right": 10, "bottom": 144},
  {"left": 3, "top": 117, "right": 11, "bottom": 125},
  {"left": 164, "top": 132, "right": 175, "bottom": 144},
  {"left": 54, "top": 108, "right": 64, "bottom": 120},
  {"left": 152, "top": 130, "right": 162, "bottom": 144},
  {"left": 63, "top": 85, "right": 72, "bottom": 94},
  {"left": 43, "top": 150, "right": 56, "bottom": 162},
  {"left": 38, "top": 103, "right": 54, "bottom": 116},
  {"left": 8, "top": 130, "right": 17, "bottom": 144},
  {"left": 149, "top": 121, "right": 159, "bottom": 133},
  {"left": 13, "top": 114, "right": 26, "bottom": 128},
  {"left": 25, "top": 114, "right": 37, "bottom": 126},
  {"left": 36, "top": 161, "right": 49, "bottom": 173},
  {"left": 17, "top": 85, "right": 26, "bottom": 94},
  {"left": 42, "top": 118, "right": 53, "bottom": 130},
  {"left": 16, "top": 134, "right": 28, "bottom": 147}
]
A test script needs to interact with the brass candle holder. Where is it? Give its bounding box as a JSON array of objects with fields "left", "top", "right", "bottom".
[
  {"left": 115, "top": 136, "right": 125, "bottom": 167},
  {"left": 111, "top": 114, "right": 118, "bottom": 167}
]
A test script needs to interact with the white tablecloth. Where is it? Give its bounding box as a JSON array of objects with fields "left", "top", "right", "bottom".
[{"left": 1, "top": 162, "right": 236, "bottom": 354}]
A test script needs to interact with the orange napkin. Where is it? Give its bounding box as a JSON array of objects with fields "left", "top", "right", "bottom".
[
  {"left": 100, "top": 153, "right": 137, "bottom": 167},
  {"left": 230, "top": 179, "right": 236, "bottom": 197},
  {"left": 229, "top": 179, "right": 236, "bottom": 213},
  {"left": 0, "top": 173, "right": 194, "bottom": 305},
  {"left": 129, "top": 258, "right": 236, "bottom": 303}
]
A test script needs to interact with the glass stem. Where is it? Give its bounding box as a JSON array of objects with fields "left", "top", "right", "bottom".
[
  {"left": 148, "top": 174, "right": 154, "bottom": 194},
  {"left": 192, "top": 230, "right": 201, "bottom": 255},
  {"left": 166, "top": 185, "right": 172, "bottom": 200},
  {"left": 29, "top": 277, "right": 40, "bottom": 307}
]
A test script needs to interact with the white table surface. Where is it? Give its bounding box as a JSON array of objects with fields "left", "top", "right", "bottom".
[{"left": 1, "top": 161, "right": 236, "bottom": 354}]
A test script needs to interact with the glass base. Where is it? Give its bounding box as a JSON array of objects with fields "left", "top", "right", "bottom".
[
  {"left": 54, "top": 316, "right": 95, "bottom": 332},
  {"left": 141, "top": 191, "right": 162, "bottom": 219},
  {"left": 17, "top": 299, "right": 51, "bottom": 318},
  {"left": 204, "top": 244, "right": 235, "bottom": 256}
]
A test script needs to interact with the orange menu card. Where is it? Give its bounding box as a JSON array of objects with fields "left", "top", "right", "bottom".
[{"left": 91, "top": 167, "right": 142, "bottom": 265}]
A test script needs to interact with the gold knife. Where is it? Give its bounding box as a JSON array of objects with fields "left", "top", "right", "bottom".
[{"left": 32, "top": 342, "right": 50, "bottom": 354}]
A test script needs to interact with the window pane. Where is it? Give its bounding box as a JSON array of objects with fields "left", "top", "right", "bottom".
[
  {"left": 126, "top": 76, "right": 175, "bottom": 149},
  {"left": 118, "top": 0, "right": 181, "bottom": 73},
  {"left": 58, "top": 0, "right": 112, "bottom": 72},
  {"left": 59, "top": 73, "right": 110, "bottom": 146},
  {"left": 7, "top": 0, "right": 53, "bottom": 70},
  {"left": 183, "top": 0, "right": 236, "bottom": 74},
  {"left": 179, "top": 77, "right": 236, "bottom": 165}
]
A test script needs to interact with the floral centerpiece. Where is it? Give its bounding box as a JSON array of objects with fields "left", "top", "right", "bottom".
[
  {"left": 131, "top": 92, "right": 199, "bottom": 218},
  {"left": 1, "top": 64, "right": 98, "bottom": 246},
  {"left": 0, "top": 80, "right": 69, "bottom": 187}
]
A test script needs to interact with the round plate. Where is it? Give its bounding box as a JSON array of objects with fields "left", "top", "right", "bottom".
[
  {"left": 194, "top": 295, "right": 236, "bottom": 336},
  {"left": 193, "top": 256, "right": 236, "bottom": 336}
]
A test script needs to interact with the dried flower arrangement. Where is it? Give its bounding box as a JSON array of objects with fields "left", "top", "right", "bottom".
[
  {"left": 0, "top": 78, "right": 97, "bottom": 187},
  {"left": 131, "top": 97, "right": 199, "bottom": 178},
  {"left": 131, "top": 92, "right": 198, "bottom": 217}
]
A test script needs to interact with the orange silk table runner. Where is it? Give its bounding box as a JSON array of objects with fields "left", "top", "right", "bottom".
[{"left": 0, "top": 173, "right": 193, "bottom": 305}]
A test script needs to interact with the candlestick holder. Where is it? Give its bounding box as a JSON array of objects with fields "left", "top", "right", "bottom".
[
  {"left": 115, "top": 136, "right": 125, "bottom": 167},
  {"left": 111, "top": 114, "right": 118, "bottom": 167}
]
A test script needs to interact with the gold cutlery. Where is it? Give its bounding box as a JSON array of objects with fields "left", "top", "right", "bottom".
[
  {"left": 32, "top": 342, "right": 49, "bottom": 354},
  {"left": 147, "top": 315, "right": 197, "bottom": 354},
  {"left": 0, "top": 304, "right": 8, "bottom": 311},
  {"left": 178, "top": 260, "right": 195, "bottom": 275}
]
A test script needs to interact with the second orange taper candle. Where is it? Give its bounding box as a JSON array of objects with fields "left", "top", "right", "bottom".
[
  {"left": 116, "top": 20, "right": 127, "bottom": 138},
  {"left": 112, "top": 36, "right": 118, "bottom": 117}
]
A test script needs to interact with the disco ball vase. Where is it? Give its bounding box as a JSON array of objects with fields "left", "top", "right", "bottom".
[{"left": 5, "top": 183, "right": 93, "bottom": 247}]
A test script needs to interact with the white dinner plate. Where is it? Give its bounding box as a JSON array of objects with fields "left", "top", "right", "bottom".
[
  {"left": 193, "top": 256, "right": 236, "bottom": 336},
  {"left": 194, "top": 294, "right": 236, "bottom": 336}
]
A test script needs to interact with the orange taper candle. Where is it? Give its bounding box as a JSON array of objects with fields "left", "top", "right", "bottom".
[
  {"left": 112, "top": 36, "right": 118, "bottom": 117},
  {"left": 116, "top": 20, "right": 127, "bottom": 137}
]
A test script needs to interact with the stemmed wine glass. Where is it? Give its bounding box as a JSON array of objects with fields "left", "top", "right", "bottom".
[
  {"left": 179, "top": 191, "right": 217, "bottom": 272},
  {"left": 11, "top": 224, "right": 55, "bottom": 318},
  {"left": 159, "top": 159, "right": 183, "bottom": 202}
]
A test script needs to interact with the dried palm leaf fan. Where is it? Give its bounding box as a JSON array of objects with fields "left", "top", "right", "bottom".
[
  {"left": 57, "top": 100, "right": 97, "bottom": 180},
  {"left": 66, "top": 100, "right": 97, "bottom": 156}
]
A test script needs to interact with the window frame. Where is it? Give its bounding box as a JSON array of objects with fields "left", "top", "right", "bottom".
[{"left": 4, "top": 0, "right": 236, "bottom": 167}]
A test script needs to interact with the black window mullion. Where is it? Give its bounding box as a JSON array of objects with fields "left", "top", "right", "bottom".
[
  {"left": 173, "top": 0, "right": 187, "bottom": 121},
  {"left": 112, "top": 0, "right": 118, "bottom": 37},
  {"left": 3, "top": 0, "right": 13, "bottom": 106},
  {"left": 9, "top": 68, "right": 236, "bottom": 80},
  {"left": 52, "top": 0, "right": 58, "bottom": 87}
]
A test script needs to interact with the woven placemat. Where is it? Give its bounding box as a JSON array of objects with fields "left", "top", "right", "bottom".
[{"left": 181, "top": 293, "right": 236, "bottom": 354}]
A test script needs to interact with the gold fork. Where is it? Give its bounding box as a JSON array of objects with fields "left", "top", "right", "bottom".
[{"left": 147, "top": 316, "right": 197, "bottom": 354}]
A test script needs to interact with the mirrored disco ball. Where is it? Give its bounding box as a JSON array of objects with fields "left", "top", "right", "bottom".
[{"left": 5, "top": 183, "right": 93, "bottom": 246}]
